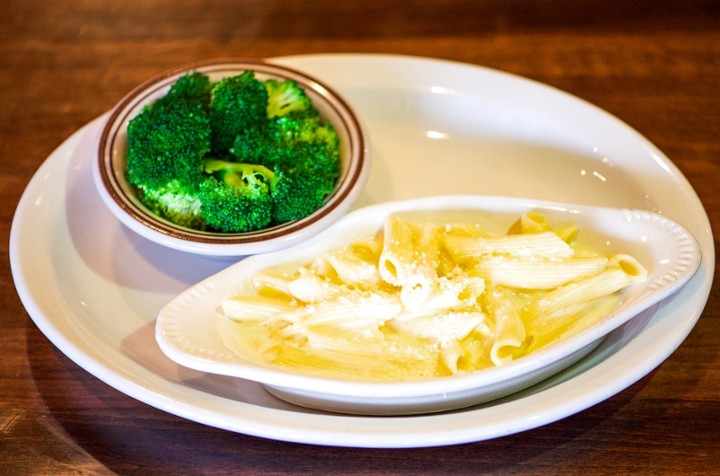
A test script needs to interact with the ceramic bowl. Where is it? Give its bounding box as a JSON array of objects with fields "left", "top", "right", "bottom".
[{"left": 94, "top": 59, "right": 369, "bottom": 257}]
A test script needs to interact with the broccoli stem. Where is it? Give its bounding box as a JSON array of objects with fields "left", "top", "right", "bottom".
[{"left": 203, "top": 159, "right": 277, "bottom": 190}]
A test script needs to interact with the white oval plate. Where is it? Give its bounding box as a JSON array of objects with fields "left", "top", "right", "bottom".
[
  {"left": 10, "top": 54, "right": 715, "bottom": 447},
  {"left": 156, "top": 195, "right": 700, "bottom": 415}
]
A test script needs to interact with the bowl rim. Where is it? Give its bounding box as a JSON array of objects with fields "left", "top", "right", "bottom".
[{"left": 96, "top": 58, "right": 367, "bottom": 246}]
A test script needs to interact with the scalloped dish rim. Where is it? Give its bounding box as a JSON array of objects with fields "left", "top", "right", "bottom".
[{"left": 155, "top": 194, "right": 701, "bottom": 414}]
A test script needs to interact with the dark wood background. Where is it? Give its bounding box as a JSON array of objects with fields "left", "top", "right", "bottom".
[{"left": 2, "top": 1, "right": 718, "bottom": 474}]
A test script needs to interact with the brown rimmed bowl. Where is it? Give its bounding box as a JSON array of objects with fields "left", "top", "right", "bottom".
[{"left": 93, "top": 59, "right": 369, "bottom": 257}]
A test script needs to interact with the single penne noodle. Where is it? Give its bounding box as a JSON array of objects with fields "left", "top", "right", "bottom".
[
  {"left": 298, "top": 329, "right": 386, "bottom": 356},
  {"left": 275, "top": 324, "right": 433, "bottom": 377},
  {"left": 391, "top": 310, "right": 486, "bottom": 343},
  {"left": 609, "top": 254, "right": 649, "bottom": 282},
  {"left": 428, "top": 275, "right": 486, "bottom": 310},
  {"left": 378, "top": 214, "right": 417, "bottom": 286},
  {"left": 399, "top": 222, "right": 442, "bottom": 310},
  {"left": 476, "top": 255, "right": 608, "bottom": 289},
  {"left": 307, "top": 255, "right": 337, "bottom": 279},
  {"left": 444, "top": 231, "right": 574, "bottom": 262},
  {"left": 221, "top": 295, "right": 298, "bottom": 322},
  {"left": 287, "top": 268, "right": 336, "bottom": 303},
  {"left": 526, "top": 296, "right": 618, "bottom": 352},
  {"left": 398, "top": 275, "right": 486, "bottom": 314},
  {"left": 414, "top": 222, "right": 442, "bottom": 264},
  {"left": 324, "top": 250, "right": 383, "bottom": 287},
  {"left": 525, "top": 299, "right": 599, "bottom": 345},
  {"left": 508, "top": 211, "right": 550, "bottom": 235},
  {"left": 281, "top": 292, "right": 403, "bottom": 333},
  {"left": 457, "top": 276, "right": 486, "bottom": 304},
  {"left": 251, "top": 270, "right": 293, "bottom": 299},
  {"left": 523, "top": 267, "right": 632, "bottom": 320},
  {"left": 558, "top": 296, "right": 621, "bottom": 338},
  {"left": 348, "top": 238, "right": 383, "bottom": 262},
  {"left": 520, "top": 211, "right": 551, "bottom": 234},
  {"left": 483, "top": 286, "right": 527, "bottom": 365},
  {"left": 270, "top": 337, "right": 386, "bottom": 372},
  {"left": 553, "top": 223, "right": 579, "bottom": 243},
  {"left": 442, "top": 222, "right": 489, "bottom": 238},
  {"left": 276, "top": 331, "right": 434, "bottom": 381},
  {"left": 439, "top": 341, "right": 464, "bottom": 375},
  {"left": 400, "top": 273, "right": 434, "bottom": 311},
  {"left": 509, "top": 212, "right": 579, "bottom": 243}
]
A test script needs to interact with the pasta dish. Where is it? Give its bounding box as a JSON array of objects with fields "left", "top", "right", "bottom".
[{"left": 216, "top": 211, "right": 647, "bottom": 381}]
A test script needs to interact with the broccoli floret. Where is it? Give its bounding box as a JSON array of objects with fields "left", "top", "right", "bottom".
[
  {"left": 124, "top": 70, "right": 342, "bottom": 234},
  {"left": 266, "top": 116, "right": 341, "bottom": 189},
  {"left": 265, "top": 79, "right": 316, "bottom": 119},
  {"left": 210, "top": 71, "right": 268, "bottom": 154},
  {"left": 227, "top": 115, "right": 341, "bottom": 224},
  {"left": 271, "top": 116, "right": 340, "bottom": 174},
  {"left": 230, "top": 116, "right": 339, "bottom": 168},
  {"left": 125, "top": 89, "right": 212, "bottom": 227},
  {"left": 228, "top": 124, "right": 292, "bottom": 167},
  {"left": 126, "top": 100, "right": 211, "bottom": 189},
  {"left": 139, "top": 180, "right": 206, "bottom": 230},
  {"left": 271, "top": 116, "right": 337, "bottom": 147},
  {"left": 199, "top": 159, "right": 276, "bottom": 232},
  {"left": 271, "top": 164, "right": 338, "bottom": 223},
  {"left": 162, "top": 71, "right": 213, "bottom": 106}
]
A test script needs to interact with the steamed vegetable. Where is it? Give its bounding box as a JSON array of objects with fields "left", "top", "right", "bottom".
[{"left": 125, "top": 70, "right": 341, "bottom": 233}]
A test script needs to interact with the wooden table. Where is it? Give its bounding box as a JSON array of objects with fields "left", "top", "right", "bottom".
[{"left": 2, "top": 1, "right": 718, "bottom": 473}]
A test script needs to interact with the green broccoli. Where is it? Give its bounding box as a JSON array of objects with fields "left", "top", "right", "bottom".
[
  {"left": 162, "top": 71, "right": 213, "bottom": 106},
  {"left": 271, "top": 163, "right": 338, "bottom": 223},
  {"left": 125, "top": 93, "right": 211, "bottom": 227},
  {"left": 210, "top": 71, "right": 268, "bottom": 154},
  {"left": 265, "top": 79, "right": 316, "bottom": 119},
  {"left": 271, "top": 116, "right": 338, "bottom": 148},
  {"left": 124, "top": 70, "right": 341, "bottom": 234},
  {"left": 228, "top": 115, "right": 341, "bottom": 223},
  {"left": 126, "top": 101, "right": 210, "bottom": 189},
  {"left": 230, "top": 116, "right": 339, "bottom": 168},
  {"left": 198, "top": 159, "right": 276, "bottom": 232},
  {"left": 140, "top": 180, "right": 205, "bottom": 230}
]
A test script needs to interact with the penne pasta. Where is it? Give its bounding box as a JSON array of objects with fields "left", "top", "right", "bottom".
[
  {"left": 475, "top": 255, "right": 608, "bottom": 289},
  {"left": 508, "top": 211, "right": 579, "bottom": 243},
  {"left": 218, "top": 211, "right": 648, "bottom": 381},
  {"left": 391, "top": 310, "right": 486, "bottom": 343},
  {"left": 525, "top": 296, "right": 618, "bottom": 352},
  {"left": 609, "top": 254, "right": 648, "bottom": 282},
  {"left": 522, "top": 268, "right": 632, "bottom": 320},
  {"left": 251, "top": 270, "right": 293, "bottom": 299},
  {"left": 399, "top": 222, "right": 442, "bottom": 310},
  {"left": 483, "top": 286, "right": 527, "bottom": 365},
  {"left": 287, "top": 267, "right": 337, "bottom": 303},
  {"left": 221, "top": 295, "right": 298, "bottom": 322},
  {"left": 280, "top": 291, "right": 403, "bottom": 333},
  {"left": 324, "top": 244, "right": 384, "bottom": 287},
  {"left": 444, "top": 231, "right": 574, "bottom": 263},
  {"left": 378, "top": 214, "right": 417, "bottom": 286}
]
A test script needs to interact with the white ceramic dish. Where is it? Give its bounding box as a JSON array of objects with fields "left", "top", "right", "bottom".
[
  {"left": 93, "top": 59, "right": 369, "bottom": 257},
  {"left": 156, "top": 195, "right": 700, "bottom": 415},
  {"left": 10, "top": 54, "right": 714, "bottom": 447}
]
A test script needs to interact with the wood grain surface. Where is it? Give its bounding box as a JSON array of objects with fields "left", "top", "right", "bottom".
[{"left": 1, "top": 1, "right": 718, "bottom": 474}]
